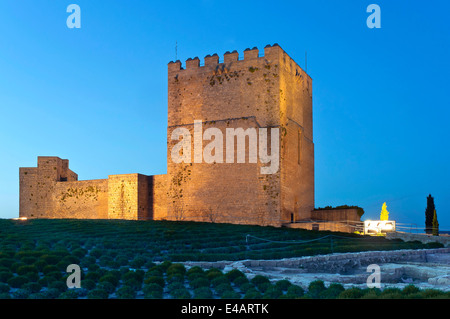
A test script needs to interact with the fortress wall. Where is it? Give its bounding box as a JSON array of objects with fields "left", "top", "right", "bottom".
[
  {"left": 168, "top": 46, "right": 282, "bottom": 129},
  {"left": 151, "top": 174, "right": 168, "bottom": 220},
  {"left": 312, "top": 208, "right": 361, "bottom": 222},
  {"left": 166, "top": 45, "right": 314, "bottom": 227},
  {"left": 107, "top": 174, "right": 141, "bottom": 220},
  {"left": 20, "top": 45, "right": 315, "bottom": 227},
  {"left": 19, "top": 167, "right": 38, "bottom": 218},
  {"left": 167, "top": 118, "right": 281, "bottom": 226},
  {"left": 52, "top": 179, "right": 108, "bottom": 219},
  {"left": 278, "top": 50, "right": 314, "bottom": 222},
  {"left": 19, "top": 157, "right": 80, "bottom": 219}
]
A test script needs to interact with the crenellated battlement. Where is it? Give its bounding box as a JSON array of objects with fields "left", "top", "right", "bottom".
[{"left": 167, "top": 44, "right": 308, "bottom": 78}]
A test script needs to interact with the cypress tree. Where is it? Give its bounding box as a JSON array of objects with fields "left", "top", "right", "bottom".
[
  {"left": 380, "top": 202, "right": 389, "bottom": 221},
  {"left": 425, "top": 194, "right": 435, "bottom": 234},
  {"left": 432, "top": 209, "right": 439, "bottom": 236}
]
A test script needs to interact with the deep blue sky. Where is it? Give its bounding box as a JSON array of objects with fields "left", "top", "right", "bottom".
[{"left": 0, "top": 1, "right": 449, "bottom": 230}]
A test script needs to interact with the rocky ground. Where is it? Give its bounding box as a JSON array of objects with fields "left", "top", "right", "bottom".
[{"left": 183, "top": 248, "right": 450, "bottom": 292}]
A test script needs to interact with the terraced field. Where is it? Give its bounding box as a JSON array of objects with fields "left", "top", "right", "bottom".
[{"left": 0, "top": 218, "right": 446, "bottom": 299}]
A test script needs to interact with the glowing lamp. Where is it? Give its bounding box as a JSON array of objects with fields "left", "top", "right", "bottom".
[{"left": 364, "top": 220, "right": 396, "bottom": 235}]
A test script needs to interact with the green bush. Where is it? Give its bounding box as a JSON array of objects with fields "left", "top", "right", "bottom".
[
  {"left": 58, "top": 289, "right": 80, "bottom": 299},
  {"left": 338, "top": 287, "right": 365, "bottom": 299},
  {"left": 194, "top": 287, "right": 213, "bottom": 299},
  {"left": 7, "top": 275, "right": 29, "bottom": 288},
  {"left": 221, "top": 290, "right": 241, "bottom": 299},
  {"left": 420, "top": 289, "right": 446, "bottom": 299},
  {"left": 41, "top": 254, "right": 59, "bottom": 265},
  {"left": 250, "top": 275, "right": 270, "bottom": 287},
  {"left": 233, "top": 276, "right": 249, "bottom": 287},
  {"left": 146, "top": 267, "right": 164, "bottom": 278},
  {"left": 85, "top": 271, "right": 102, "bottom": 282},
  {"left": 171, "top": 288, "right": 191, "bottom": 299},
  {"left": 33, "top": 260, "right": 48, "bottom": 272},
  {"left": 61, "top": 255, "right": 80, "bottom": 266},
  {"left": 42, "top": 265, "right": 59, "bottom": 275},
  {"left": 49, "top": 281, "right": 67, "bottom": 293},
  {"left": 99, "top": 256, "right": 113, "bottom": 267},
  {"left": 186, "top": 266, "right": 204, "bottom": 276},
  {"left": 211, "top": 276, "right": 229, "bottom": 287},
  {"left": 258, "top": 282, "right": 272, "bottom": 293},
  {"left": 80, "top": 256, "right": 96, "bottom": 268},
  {"left": 239, "top": 282, "right": 255, "bottom": 294},
  {"left": 0, "top": 283, "right": 10, "bottom": 293},
  {"left": 275, "top": 280, "right": 291, "bottom": 291},
  {"left": 87, "top": 288, "right": 109, "bottom": 299},
  {"left": 16, "top": 265, "right": 39, "bottom": 275},
  {"left": 361, "top": 288, "right": 382, "bottom": 299},
  {"left": 306, "top": 280, "right": 326, "bottom": 298},
  {"left": 81, "top": 279, "right": 96, "bottom": 290},
  {"left": 225, "top": 269, "right": 245, "bottom": 282},
  {"left": 263, "top": 285, "right": 283, "bottom": 299},
  {"left": 43, "top": 288, "right": 61, "bottom": 299},
  {"left": 159, "top": 261, "right": 172, "bottom": 271},
  {"left": 11, "top": 262, "right": 26, "bottom": 273},
  {"left": 89, "top": 249, "right": 103, "bottom": 259},
  {"left": 215, "top": 283, "right": 233, "bottom": 295},
  {"left": 22, "top": 282, "right": 42, "bottom": 294},
  {"left": 12, "top": 289, "right": 30, "bottom": 299},
  {"left": 143, "top": 283, "right": 163, "bottom": 298},
  {"left": 206, "top": 268, "right": 223, "bottom": 281},
  {"left": 0, "top": 258, "right": 15, "bottom": 268},
  {"left": 167, "top": 282, "right": 185, "bottom": 292},
  {"left": 167, "top": 263, "right": 186, "bottom": 276},
  {"left": 187, "top": 272, "right": 207, "bottom": 282},
  {"left": 115, "top": 255, "right": 129, "bottom": 267},
  {"left": 25, "top": 272, "right": 40, "bottom": 282},
  {"left": 116, "top": 285, "right": 136, "bottom": 299},
  {"left": 379, "top": 287, "right": 403, "bottom": 299},
  {"left": 88, "top": 263, "right": 101, "bottom": 272},
  {"left": 72, "top": 248, "right": 88, "bottom": 259},
  {"left": 0, "top": 293, "right": 11, "bottom": 299},
  {"left": 99, "top": 274, "right": 119, "bottom": 287},
  {"left": 144, "top": 276, "right": 165, "bottom": 288},
  {"left": 0, "top": 271, "right": 14, "bottom": 283},
  {"left": 20, "top": 256, "right": 38, "bottom": 264},
  {"left": 168, "top": 273, "right": 184, "bottom": 284},
  {"left": 124, "top": 279, "right": 142, "bottom": 292},
  {"left": 243, "top": 288, "right": 262, "bottom": 299},
  {"left": 97, "top": 281, "right": 116, "bottom": 294},
  {"left": 319, "top": 283, "right": 345, "bottom": 299},
  {"left": 130, "top": 256, "right": 147, "bottom": 269},
  {"left": 122, "top": 270, "right": 144, "bottom": 283},
  {"left": 402, "top": 285, "right": 420, "bottom": 295},
  {"left": 190, "top": 277, "right": 210, "bottom": 289},
  {"left": 286, "top": 285, "right": 305, "bottom": 298}
]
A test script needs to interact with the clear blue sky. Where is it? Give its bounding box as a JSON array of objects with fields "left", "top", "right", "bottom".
[{"left": 0, "top": 1, "right": 449, "bottom": 230}]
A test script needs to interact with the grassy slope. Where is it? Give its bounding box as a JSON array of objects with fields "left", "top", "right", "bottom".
[{"left": 0, "top": 219, "right": 442, "bottom": 262}]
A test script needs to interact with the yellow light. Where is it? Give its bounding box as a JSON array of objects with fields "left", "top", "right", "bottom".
[
  {"left": 12, "top": 217, "right": 28, "bottom": 221},
  {"left": 364, "top": 220, "right": 396, "bottom": 235}
]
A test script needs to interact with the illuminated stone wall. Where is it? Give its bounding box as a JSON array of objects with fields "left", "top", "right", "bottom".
[
  {"left": 167, "top": 45, "right": 314, "bottom": 226},
  {"left": 19, "top": 45, "right": 315, "bottom": 227}
]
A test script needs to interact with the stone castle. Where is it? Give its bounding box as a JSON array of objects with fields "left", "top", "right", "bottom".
[{"left": 20, "top": 44, "right": 358, "bottom": 229}]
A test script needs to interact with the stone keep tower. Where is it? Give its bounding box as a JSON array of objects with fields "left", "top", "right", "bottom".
[{"left": 166, "top": 44, "right": 314, "bottom": 226}]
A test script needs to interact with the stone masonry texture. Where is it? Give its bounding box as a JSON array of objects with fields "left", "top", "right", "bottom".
[{"left": 19, "top": 44, "right": 321, "bottom": 227}]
